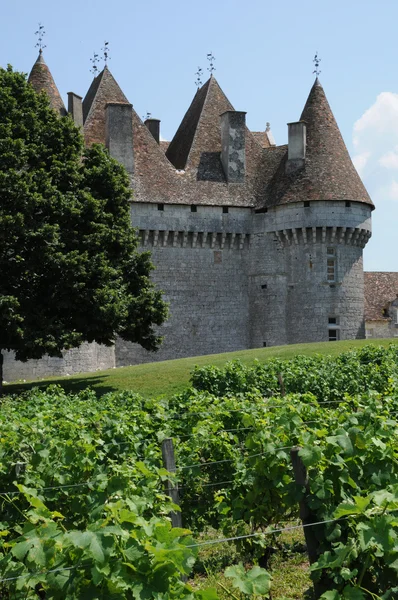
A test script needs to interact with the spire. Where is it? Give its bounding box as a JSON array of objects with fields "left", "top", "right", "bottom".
[
  {"left": 265, "top": 78, "right": 373, "bottom": 208},
  {"left": 299, "top": 78, "right": 372, "bottom": 205},
  {"left": 83, "top": 65, "right": 129, "bottom": 146},
  {"left": 166, "top": 76, "right": 263, "bottom": 175},
  {"left": 28, "top": 52, "right": 66, "bottom": 116}
]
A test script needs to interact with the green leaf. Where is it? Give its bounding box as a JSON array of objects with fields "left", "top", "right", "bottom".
[
  {"left": 342, "top": 585, "right": 366, "bottom": 600},
  {"left": 299, "top": 446, "right": 322, "bottom": 467},
  {"left": 335, "top": 496, "right": 371, "bottom": 517},
  {"left": 195, "top": 589, "right": 219, "bottom": 600},
  {"left": 225, "top": 563, "right": 271, "bottom": 595},
  {"left": 320, "top": 592, "right": 340, "bottom": 600}
]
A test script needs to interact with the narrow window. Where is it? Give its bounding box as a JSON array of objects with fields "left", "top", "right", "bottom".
[
  {"left": 327, "top": 247, "right": 336, "bottom": 283},
  {"left": 263, "top": 342, "right": 267, "bottom": 347},
  {"left": 304, "top": 201, "right": 310, "bottom": 208},
  {"left": 157, "top": 203, "right": 164, "bottom": 211},
  {"left": 261, "top": 284, "right": 267, "bottom": 289},
  {"left": 345, "top": 201, "right": 351, "bottom": 207},
  {"left": 223, "top": 206, "right": 229, "bottom": 214},
  {"left": 395, "top": 309, "right": 398, "bottom": 325},
  {"left": 191, "top": 205, "right": 197, "bottom": 213},
  {"left": 328, "top": 329, "right": 339, "bottom": 341}
]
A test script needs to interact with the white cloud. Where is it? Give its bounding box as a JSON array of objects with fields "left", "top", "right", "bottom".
[
  {"left": 353, "top": 92, "right": 398, "bottom": 151},
  {"left": 352, "top": 151, "right": 370, "bottom": 176},
  {"left": 387, "top": 180, "right": 398, "bottom": 201},
  {"left": 351, "top": 91, "right": 398, "bottom": 269},
  {"left": 351, "top": 91, "right": 398, "bottom": 184},
  {"left": 379, "top": 147, "right": 398, "bottom": 169}
]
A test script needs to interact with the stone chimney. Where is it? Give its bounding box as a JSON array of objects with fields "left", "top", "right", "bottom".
[
  {"left": 220, "top": 110, "right": 246, "bottom": 183},
  {"left": 144, "top": 118, "right": 160, "bottom": 144},
  {"left": 105, "top": 103, "right": 134, "bottom": 175},
  {"left": 67, "top": 92, "right": 83, "bottom": 128},
  {"left": 286, "top": 121, "right": 306, "bottom": 174}
]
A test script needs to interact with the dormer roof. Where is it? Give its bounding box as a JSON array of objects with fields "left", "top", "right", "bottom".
[
  {"left": 263, "top": 78, "right": 374, "bottom": 209},
  {"left": 28, "top": 52, "right": 66, "bottom": 116}
]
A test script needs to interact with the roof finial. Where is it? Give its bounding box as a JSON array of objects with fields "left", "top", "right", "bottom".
[
  {"left": 195, "top": 67, "right": 203, "bottom": 88},
  {"left": 102, "top": 41, "right": 110, "bottom": 65},
  {"left": 266, "top": 122, "right": 271, "bottom": 132},
  {"left": 90, "top": 51, "right": 100, "bottom": 76},
  {"left": 207, "top": 52, "right": 216, "bottom": 76},
  {"left": 35, "top": 23, "right": 46, "bottom": 54},
  {"left": 313, "top": 52, "right": 321, "bottom": 77}
]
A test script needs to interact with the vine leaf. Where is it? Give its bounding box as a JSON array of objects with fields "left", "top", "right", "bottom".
[{"left": 225, "top": 562, "right": 271, "bottom": 595}]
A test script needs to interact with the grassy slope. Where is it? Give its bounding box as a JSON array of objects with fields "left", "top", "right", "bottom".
[{"left": 5, "top": 338, "right": 397, "bottom": 398}]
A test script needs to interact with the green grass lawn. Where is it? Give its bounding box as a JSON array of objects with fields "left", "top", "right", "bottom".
[{"left": 5, "top": 338, "right": 397, "bottom": 398}]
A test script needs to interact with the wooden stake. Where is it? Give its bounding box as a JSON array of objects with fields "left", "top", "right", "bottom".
[
  {"left": 161, "top": 438, "right": 182, "bottom": 528},
  {"left": 290, "top": 446, "right": 328, "bottom": 598}
]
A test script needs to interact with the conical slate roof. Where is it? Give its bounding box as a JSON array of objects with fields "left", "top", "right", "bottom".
[
  {"left": 166, "top": 79, "right": 211, "bottom": 169},
  {"left": 263, "top": 78, "right": 373, "bottom": 208},
  {"left": 166, "top": 76, "right": 264, "bottom": 191},
  {"left": 83, "top": 66, "right": 129, "bottom": 146},
  {"left": 28, "top": 52, "right": 66, "bottom": 116}
]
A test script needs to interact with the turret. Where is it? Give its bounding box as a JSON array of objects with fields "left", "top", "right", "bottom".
[
  {"left": 28, "top": 51, "right": 66, "bottom": 116},
  {"left": 251, "top": 78, "right": 373, "bottom": 348}
]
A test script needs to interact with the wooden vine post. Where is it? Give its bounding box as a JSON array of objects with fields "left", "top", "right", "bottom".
[
  {"left": 161, "top": 437, "right": 182, "bottom": 528},
  {"left": 290, "top": 447, "right": 328, "bottom": 598}
]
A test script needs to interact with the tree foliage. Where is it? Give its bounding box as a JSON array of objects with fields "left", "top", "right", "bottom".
[{"left": 0, "top": 65, "right": 167, "bottom": 365}]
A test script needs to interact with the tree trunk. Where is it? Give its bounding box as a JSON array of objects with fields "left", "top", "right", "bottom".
[{"left": 0, "top": 351, "right": 3, "bottom": 395}]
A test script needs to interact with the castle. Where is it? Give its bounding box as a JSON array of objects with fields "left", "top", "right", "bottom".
[{"left": 4, "top": 52, "right": 394, "bottom": 382}]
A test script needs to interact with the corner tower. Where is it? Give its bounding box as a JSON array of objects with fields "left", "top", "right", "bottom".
[{"left": 251, "top": 78, "right": 373, "bottom": 346}]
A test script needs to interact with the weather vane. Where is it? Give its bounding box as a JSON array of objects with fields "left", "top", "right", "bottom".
[
  {"left": 102, "top": 41, "right": 110, "bottom": 64},
  {"left": 313, "top": 52, "right": 321, "bottom": 77},
  {"left": 195, "top": 67, "right": 203, "bottom": 88},
  {"left": 207, "top": 52, "right": 216, "bottom": 75},
  {"left": 143, "top": 112, "right": 152, "bottom": 121},
  {"left": 35, "top": 23, "right": 46, "bottom": 54},
  {"left": 90, "top": 51, "right": 100, "bottom": 76}
]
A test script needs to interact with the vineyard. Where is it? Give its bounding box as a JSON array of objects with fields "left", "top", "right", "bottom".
[{"left": 1, "top": 345, "right": 398, "bottom": 598}]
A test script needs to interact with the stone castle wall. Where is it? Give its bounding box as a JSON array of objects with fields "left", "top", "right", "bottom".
[
  {"left": 115, "top": 203, "right": 252, "bottom": 365},
  {"left": 3, "top": 342, "right": 115, "bottom": 383},
  {"left": 3, "top": 200, "right": 372, "bottom": 380}
]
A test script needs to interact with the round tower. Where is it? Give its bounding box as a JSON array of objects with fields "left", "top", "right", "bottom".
[{"left": 252, "top": 78, "right": 373, "bottom": 346}]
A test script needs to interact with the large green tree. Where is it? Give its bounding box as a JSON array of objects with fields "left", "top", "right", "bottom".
[{"left": 0, "top": 66, "right": 168, "bottom": 390}]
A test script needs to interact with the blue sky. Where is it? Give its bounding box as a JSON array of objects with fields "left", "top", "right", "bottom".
[{"left": 1, "top": 0, "right": 397, "bottom": 271}]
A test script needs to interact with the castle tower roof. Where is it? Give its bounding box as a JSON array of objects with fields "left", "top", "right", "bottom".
[
  {"left": 28, "top": 51, "right": 66, "bottom": 116},
  {"left": 264, "top": 78, "right": 374, "bottom": 209},
  {"left": 83, "top": 66, "right": 130, "bottom": 146},
  {"left": 166, "top": 76, "right": 264, "bottom": 187}
]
